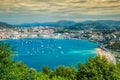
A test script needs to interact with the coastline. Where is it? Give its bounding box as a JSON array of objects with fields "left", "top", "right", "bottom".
[
  {"left": 96, "top": 48, "right": 116, "bottom": 64},
  {"left": 0, "top": 37, "right": 98, "bottom": 43}
]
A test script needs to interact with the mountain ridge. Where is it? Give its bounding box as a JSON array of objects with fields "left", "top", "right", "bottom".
[
  {"left": 0, "top": 22, "right": 15, "bottom": 29},
  {"left": 0, "top": 20, "right": 120, "bottom": 29}
]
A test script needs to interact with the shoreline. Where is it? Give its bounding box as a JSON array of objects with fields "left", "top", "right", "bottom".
[
  {"left": 96, "top": 48, "right": 116, "bottom": 64},
  {"left": 0, "top": 37, "right": 98, "bottom": 44}
]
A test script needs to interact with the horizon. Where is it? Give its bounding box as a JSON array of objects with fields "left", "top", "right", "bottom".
[
  {"left": 0, "top": 0, "right": 120, "bottom": 24},
  {"left": 1, "top": 19, "right": 120, "bottom": 25}
]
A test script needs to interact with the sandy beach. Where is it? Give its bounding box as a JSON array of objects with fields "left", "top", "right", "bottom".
[{"left": 96, "top": 48, "right": 116, "bottom": 64}]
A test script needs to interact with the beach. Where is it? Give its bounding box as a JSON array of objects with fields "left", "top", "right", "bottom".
[{"left": 96, "top": 48, "right": 116, "bottom": 64}]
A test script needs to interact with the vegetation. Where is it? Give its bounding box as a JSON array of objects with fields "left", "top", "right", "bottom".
[
  {"left": 77, "top": 56, "right": 120, "bottom": 80},
  {"left": 0, "top": 43, "right": 120, "bottom": 80},
  {"left": 107, "top": 41, "right": 120, "bottom": 50},
  {"left": 0, "top": 22, "right": 15, "bottom": 29},
  {"left": 110, "top": 50, "right": 120, "bottom": 63},
  {"left": 106, "top": 41, "right": 120, "bottom": 63}
]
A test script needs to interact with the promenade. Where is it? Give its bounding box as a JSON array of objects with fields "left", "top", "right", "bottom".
[{"left": 96, "top": 48, "right": 116, "bottom": 64}]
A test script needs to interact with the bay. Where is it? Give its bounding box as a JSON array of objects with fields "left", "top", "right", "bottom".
[{"left": 5, "top": 38, "right": 99, "bottom": 71}]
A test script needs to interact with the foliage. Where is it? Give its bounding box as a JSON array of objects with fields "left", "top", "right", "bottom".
[
  {"left": 52, "top": 65, "right": 76, "bottom": 80},
  {"left": 107, "top": 41, "right": 120, "bottom": 50},
  {"left": 0, "top": 22, "right": 15, "bottom": 29},
  {"left": 0, "top": 43, "right": 35, "bottom": 80},
  {"left": 76, "top": 56, "right": 120, "bottom": 80},
  {"left": 42, "top": 66, "right": 51, "bottom": 75},
  {"left": 110, "top": 50, "right": 120, "bottom": 63}
]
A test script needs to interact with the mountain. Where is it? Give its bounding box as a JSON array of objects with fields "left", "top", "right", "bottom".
[
  {"left": 16, "top": 20, "right": 76, "bottom": 27},
  {"left": 96, "top": 20, "right": 120, "bottom": 28},
  {"left": 69, "top": 20, "right": 120, "bottom": 30},
  {"left": 0, "top": 20, "right": 120, "bottom": 30},
  {"left": 17, "top": 20, "right": 120, "bottom": 29},
  {"left": 69, "top": 22, "right": 110, "bottom": 30},
  {"left": 16, "top": 22, "right": 42, "bottom": 27},
  {"left": 0, "top": 22, "right": 15, "bottom": 29},
  {"left": 54, "top": 20, "right": 76, "bottom": 27}
]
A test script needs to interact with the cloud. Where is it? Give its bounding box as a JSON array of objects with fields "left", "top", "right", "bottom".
[
  {"left": 0, "top": 0, "right": 119, "bottom": 14},
  {"left": 0, "top": 0, "right": 119, "bottom": 23}
]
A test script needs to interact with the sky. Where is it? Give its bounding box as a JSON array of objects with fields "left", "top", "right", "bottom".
[{"left": 0, "top": 0, "right": 120, "bottom": 24}]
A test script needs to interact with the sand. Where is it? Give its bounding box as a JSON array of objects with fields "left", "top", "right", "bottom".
[{"left": 96, "top": 48, "right": 116, "bottom": 64}]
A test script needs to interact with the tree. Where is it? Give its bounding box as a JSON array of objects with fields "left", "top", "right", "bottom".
[
  {"left": 0, "top": 43, "right": 35, "bottom": 80},
  {"left": 76, "top": 56, "right": 120, "bottom": 80},
  {"left": 52, "top": 65, "right": 76, "bottom": 80},
  {"left": 42, "top": 66, "right": 51, "bottom": 75},
  {"left": 0, "top": 43, "right": 16, "bottom": 80}
]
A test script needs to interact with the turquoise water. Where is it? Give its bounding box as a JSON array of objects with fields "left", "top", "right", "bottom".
[{"left": 5, "top": 38, "right": 99, "bottom": 71}]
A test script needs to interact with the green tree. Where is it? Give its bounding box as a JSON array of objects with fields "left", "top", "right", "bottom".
[
  {"left": 76, "top": 56, "right": 120, "bottom": 80},
  {"left": 0, "top": 43, "right": 35, "bottom": 80},
  {"left": 0, "top": 43, "right": 16, "bottom": 80},
  {"left": 42, "top": 66, "right": 51, "bottom": 75},
  {"left": 52, "top": 65, "right": 76, "bottom": 80}
]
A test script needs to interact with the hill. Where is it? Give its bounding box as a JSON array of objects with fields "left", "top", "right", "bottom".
[
  {"left": 16, "top": 20, "right": 120, "bottom": 30},
  {"left": 16, "top": 20, "right": 76, "bottom": 27},
  {"left": 1, "top": 20, "right": 120, "bottom": 30},
  {"left": 69, "top": 20, "right": 120, "bottom": 30},
  {"left": 0, "top": 22, "right": 15, "bottom": 29}
]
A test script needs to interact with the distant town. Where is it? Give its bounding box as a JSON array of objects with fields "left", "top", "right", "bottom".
[{"left": 0, "top": 26, "right": 120, "bottom": 44}]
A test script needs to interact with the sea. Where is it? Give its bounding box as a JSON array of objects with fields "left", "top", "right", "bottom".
[{"left": 5, "top": 38, "right": 99, "bottom": 71}]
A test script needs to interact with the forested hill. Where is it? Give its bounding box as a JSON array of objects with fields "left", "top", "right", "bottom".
[
  {"left": 0, "top": 20, "right": 120, "bottom": 30},
  {"left": 15, "top": 20, "right": 76, "bottom": 28},
  {"left": 68, "top": 20, "right": 120, "bottom": 30},
  {"left": 15, "top": 20, "right": 120, "bottom": 30},
  {"left": 0, "top": 22, "right": 15, "bottom": 29}
]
